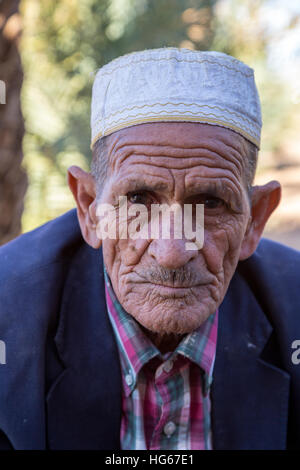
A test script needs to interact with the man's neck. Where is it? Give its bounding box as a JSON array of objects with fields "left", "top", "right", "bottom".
[{"left": 140, "top": 326, "right": 184, "bottom": 354}]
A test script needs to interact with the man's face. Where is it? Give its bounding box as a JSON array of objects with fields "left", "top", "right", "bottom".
[{"left": 98, "top": 122, "right": 253, "bottom": 335}]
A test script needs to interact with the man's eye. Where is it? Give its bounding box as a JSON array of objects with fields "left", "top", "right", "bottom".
[
  {"left": 127, "top": 191, "right": 151, "bottom": 205},
  {"left": 203, "top": 196, "right": 225, "bottom": 210},
  {"left": 187, "top": 193, "right": 227, "bottom": 210}
]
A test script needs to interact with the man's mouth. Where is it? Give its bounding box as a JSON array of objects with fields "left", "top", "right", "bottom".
[
  {"left": 152, "top": 285, "right": 191, "bottom": 298},
  {"left": 129, "top": 270, "right": 211, "bottom": 298},
  {"left": 145, "top": 282, "right": 206, "bottom": 299}
]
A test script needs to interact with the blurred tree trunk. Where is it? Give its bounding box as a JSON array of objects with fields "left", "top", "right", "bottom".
[{"left": 0, "top": 0, "right": 27, "bottom": 245}]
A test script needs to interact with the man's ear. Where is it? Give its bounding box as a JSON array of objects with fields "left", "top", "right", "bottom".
[
  {"left": 239, "top": 180, "right": 281, "bottom": 261},
  {"left": 67, "top": 165, "right": 101, "bottom": 249}
]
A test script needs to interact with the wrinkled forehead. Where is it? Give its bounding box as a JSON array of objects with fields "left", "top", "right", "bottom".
[{"left": 104, "top": 121, "right": 250, "bottom": 173}]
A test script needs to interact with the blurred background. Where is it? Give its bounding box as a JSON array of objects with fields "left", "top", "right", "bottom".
[{"left": 0, "top": 0, "right": 299, "bottom": 248}]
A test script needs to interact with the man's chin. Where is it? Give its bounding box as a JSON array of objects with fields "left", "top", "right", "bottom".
[{"left": 129, "top": 300, "right": 215, "bottom": 336}]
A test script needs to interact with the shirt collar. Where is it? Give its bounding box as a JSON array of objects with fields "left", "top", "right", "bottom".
[
  {"left": 104, "top": 266, "right": 218, "bottom": 396},
  {"left": 176, "top": 310, "right": 218, "bottom": 376},
  {"left": 104, "top": 267, "right": 159, "bottom": 396}
]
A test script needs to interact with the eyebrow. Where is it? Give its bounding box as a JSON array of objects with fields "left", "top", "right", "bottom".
[
  {"left": 111, "top": 177, "right": 170, "bottom": 194},
  {"left": 186, "top": 179, "right": 243, "bottom": 211},
  {"left": 111, "top": 176, "right": 244, "bottom": 213}
]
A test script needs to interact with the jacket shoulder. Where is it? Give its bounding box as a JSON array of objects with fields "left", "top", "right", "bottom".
[
  {"left": 255, "top": 237, "right": 300, "bottom": 269},
  {"left": 238, "top": 237, "right": 300, "bottom": 334},
  {"left": 0, "top": 208, "right": 85, "bottom": 350},
  {"left": 0, "top": 209, "right": 82, "bottom": 284},
  {"left": 242, "top": 237, "right": 300, "bottom": 288}
]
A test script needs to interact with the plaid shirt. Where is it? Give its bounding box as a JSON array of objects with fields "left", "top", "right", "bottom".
[{"left": 104, "top": 268, "right": 218, "bottom": 450}]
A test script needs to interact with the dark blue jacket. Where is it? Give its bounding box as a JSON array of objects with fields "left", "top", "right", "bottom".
[{"left": 0, "top": 209, "right": 300, "bottom": 450}]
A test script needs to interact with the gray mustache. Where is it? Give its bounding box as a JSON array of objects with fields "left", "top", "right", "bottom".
[{"left": 137, "top": 266, "right": 204, "bottom": 286}]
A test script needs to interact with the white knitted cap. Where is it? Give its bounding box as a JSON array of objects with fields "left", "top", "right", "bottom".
[{"left": 91, "top": 47, "right": 262, "bottom": 149}]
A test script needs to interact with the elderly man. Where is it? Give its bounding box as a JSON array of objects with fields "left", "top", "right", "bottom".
[{"left": 0, "top": 48, "right": 300, "bottom": 450}]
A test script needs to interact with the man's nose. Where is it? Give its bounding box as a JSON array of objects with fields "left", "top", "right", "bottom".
[{"left": 148, "top": 238, "right": 197, "bottom": 270}]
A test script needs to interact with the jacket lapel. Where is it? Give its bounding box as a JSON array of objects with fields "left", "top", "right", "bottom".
[
  {"left": 46, "top": 244, "right": 122, "bottom": 450},
  {"left": 211, "top": 269, "right": 290, "bottom": 450}
]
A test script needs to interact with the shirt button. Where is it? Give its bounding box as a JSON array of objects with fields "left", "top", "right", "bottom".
[
  {"left": 163, "top": 360, "right": 173, "bottom": 373},
  {"left": 164, "top": 421, "right": 176, "bottom": 437},
  {"left": 125, "top": 373, "right": 133, "bottom": 386}
]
